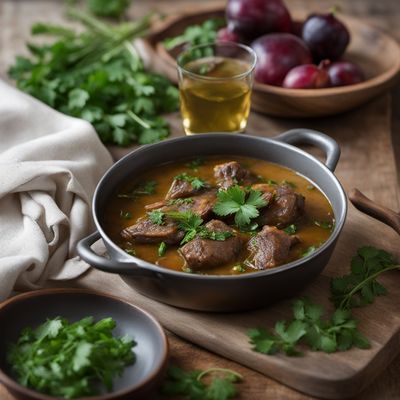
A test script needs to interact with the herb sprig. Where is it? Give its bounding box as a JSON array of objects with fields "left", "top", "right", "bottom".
[
  {"left": 8, "top": 317, "right": 135, "bottom": 399},
  {"left": 118, "top": 180, "right": 157, "bottom": 199},
  {"left": 161, "top": 365, "right": 242, "bottom": 400},
  {"left": 167, "top": 211, "right": 232, "bottom": 245},
  {"left": 331, "top": 246, "right": 399, "bottom": 309},
  {"left": 213, "top": 185, "right": 268, "bottom": 228},
  {"left": 248, "top": 299, "right": 369, "bottom": 356},
  {"left": 174, "top": 173, "right": 207, "bottom": 190},
  {"left": 9, "top": 9, "right": 179, "bottom": 146}
]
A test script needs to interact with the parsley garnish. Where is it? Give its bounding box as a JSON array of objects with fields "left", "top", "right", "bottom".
[
  {"left": 284, "top": 224, "right": 297, "bottom": 235},
  {"left": 257, "top": 175, "right": 278, "bottom": 186},
  {"left": 148, "top": 210, "right": 165, "bottom": 225},
  {"left": 213, "top": 185, "right": 267, "bottom": 228},
  {"left": 158, "top": 242, "right": 167, "bottom": 257},
  {"left": 118, "top": 180, "right": 157, "bottom": 199},
  {"left": 167, "top": 211, "right": 232, "bottom": 245},
  {"left": 282, "top": 180, "right": 297, "bottom": 188},
  {"left": 7, "top": 317, "right": 135, "bottom": 398},
  {"left": 163, "top": 19, "right": 225, "bottom": 50},
  {"left": 232, "top": 265, "right": 246, "bottom": 273},
  {"left": 8, "top": 9, "right": 179, "bottom": 146},
  {"left": 167, "top": 198, "right": 194, "bottom": 206},
  {"left": 331, "top": 246, "right": 399, "bottom": 309},
  {"left": 185, "top": 157, "right": 205, "bottom": 172},
  {"left": 174, "top": 173, "right": 206, "bottom": 190},
  {"left": 248, "top": 299, "right": 369, "bottom": 356},
  {"left": 161, "top": 365, "right": 242, "bottom": 400},
  {"left": 124, "top": 248, "right": 136, "bottom": 256}
]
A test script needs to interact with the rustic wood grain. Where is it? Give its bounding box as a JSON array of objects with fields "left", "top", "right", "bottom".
[{"left": 0, "top": 1, "right": 399, "bottom": 399}]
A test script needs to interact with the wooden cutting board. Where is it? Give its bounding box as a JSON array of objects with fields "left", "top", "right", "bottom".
[{"left": 54, "top": 95, "right": 400, "bottom": 399}]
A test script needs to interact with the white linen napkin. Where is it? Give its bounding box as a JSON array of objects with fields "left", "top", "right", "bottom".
[{"left": 0, "top": 80, "right": 113, "bottom": 300}]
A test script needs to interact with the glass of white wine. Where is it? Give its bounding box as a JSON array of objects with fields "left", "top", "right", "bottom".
[{"left": 177, "top": 42, "right": 257, "bottom": 135}]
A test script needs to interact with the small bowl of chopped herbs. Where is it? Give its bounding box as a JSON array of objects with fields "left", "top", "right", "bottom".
[{"left": 0, "top": 289, "right": 169, "bottom": 400}]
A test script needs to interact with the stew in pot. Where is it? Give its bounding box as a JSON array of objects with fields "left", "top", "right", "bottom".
[{"left": 103, "top": 156, "right": 335, "bottom": 275}]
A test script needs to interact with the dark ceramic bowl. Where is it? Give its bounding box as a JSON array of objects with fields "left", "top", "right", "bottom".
[
  {"left": 77, "top": 129, "right": 347, "bottom": 312},
  {"left": 0, "top": 289, "right": 169, "bottom": 400}
]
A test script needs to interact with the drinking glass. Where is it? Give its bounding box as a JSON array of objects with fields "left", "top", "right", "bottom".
[{"left": 177, "top": 42, "right": 257, "bottom": 135}]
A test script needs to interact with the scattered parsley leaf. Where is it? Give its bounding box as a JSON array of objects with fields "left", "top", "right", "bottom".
[
  {"left": 281, "top": 180, "right": 297, "bottom": 188},
  {"left": 213, "top": 186, "right": 267, "bottom": 228},
  {"left": 199, "top": 230, "right": 233, "bottom": 241},
  {"left": 158, "top": 242, "right": 167, "bottom": 257},
  {"left": 124, "top": 248, "right": 136, "bottom": 256},
  {"left": 167, "top": 198, "right": 194, "bottom": 206},
  {"left": 284, "top": 224, "right": 297, "bottom": 235},
  {"left": 330, "top": 246, "right": 399, "bottom": 309},
  {"left": 161, "top": 365, "right": 242, "bottom": 400},
  {"left": 232, "top": 265, "right": 246, "bottom": 273},
  {"left": 186, "top": 158, "right": 205, "bottom": 171},
  {"left": 257, "top": 176, "right": 278, "bottom": 186},
  {"left": 248, "top": 299, "right": 369, "bottom": 357},
  {"left": 118, "top": 180, "right": 157, "bottom": 199},
  {"left": 174, "top": 173, "right": 207, "bottom": 190},
  {"left": 7, "top": 317, "right": 136, "bottom": 398},
  {"left": 148, "top": 210, "right": 165, "bottom": 225}
]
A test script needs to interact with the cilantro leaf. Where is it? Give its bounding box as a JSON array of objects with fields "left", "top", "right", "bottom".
[
  {"left": 284, "top": 224, "right": 297, "bottom": 235},
  {"left": 330, "top": 246, "right": 398, "bottom": 309},
  {"left": 174, "top": 173, "right": 207, "bottom": 190},
  {"left": 213, "top": 186, "right": 267, "bottom": 228}
]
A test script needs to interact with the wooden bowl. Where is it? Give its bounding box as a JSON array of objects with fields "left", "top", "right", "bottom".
[
  {"left": 145, "top": 7, "right": 400, "bottom": 118},
  {"left": 0, "top": 289, "right": 169, "bottom": 400}
]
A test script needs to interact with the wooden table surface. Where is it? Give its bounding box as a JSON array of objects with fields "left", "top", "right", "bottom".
[{"left": 1, "top": 1, "right": 399, "bottom": 399}]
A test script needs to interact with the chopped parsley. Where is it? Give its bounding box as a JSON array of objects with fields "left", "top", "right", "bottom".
[
  {"left": 118, "top": 180, "right": 157, "bottom": 200},
  {"left": 7, "top": 317, "right": 136, "bottom": 398},
  {"left": 185, "top": 157, "right": 205, "bottom": 171},
  {"left": 167, "top": 197, "right": 194, "bottom": 206},
  {"left": 158, "top": 242, "right": 167, "bottom": 257},
  {"left": 302, "top": 246, "right": 317, "bottom": 257},
  {"left": 232, "top": 265, "right": 246, "bottom": 273},
  {"left": 148, "top": 210, "right": 165, "bottom": 225},
  {"left": 314, "top": 220, "right": 334, "bottom": 230},
  {"left": 174, "top": 173, "right": 206, "bottom": 190},
  {"left": 257, "top": 175, "right": 278, "bottom": 186},
  {"left": 124, "top": 248, "right": 136, "bottom": 256},
  {"left": 281, "top": 180, "right": 297, "bottom": 188},
  {"left": 213, "top": 185, "right": 267, "bottom": 228},
  {"left": 284, "top": 224, "right": 297, "bottom": 235}
]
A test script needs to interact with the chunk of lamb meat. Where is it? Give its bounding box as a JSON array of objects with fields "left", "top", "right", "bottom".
[
  {"left": 214, "top": 161, "right": 255, "bottom": 189},
  {"left": 247, "top": 225, "right": 299, "bottom": 269},
  {"left": 121, "top": 217, "right": 184, "bottom": 244},
  {"left": 166, "top": 177, "right": 202, "bottom": 199},
  {"left": 145, "top": 190, "right": 217, "bottom": 221},
  {"left": 258, "top": 185, "right": 305, "bottom": 228},
  {"left": 180, "top": 220, "right": 243, "bottom": 270}
]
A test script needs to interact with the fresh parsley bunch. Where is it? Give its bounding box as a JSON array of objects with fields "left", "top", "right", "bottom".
[
  {"left": 9, "top": 10, "right": 179, "bottom": 146},
  {"left": 161, "top": 366, "right": 242, "bottom": 400},
  {"left": 7, "top": 317, "right": 136, "bottom": 399}
]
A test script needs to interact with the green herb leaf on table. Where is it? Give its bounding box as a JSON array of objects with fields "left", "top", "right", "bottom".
[
  {"left": 118, "top": 180, "right": 157, "bottom": 199},
  {"left": 9, "top": 10, "right": 179, "bottom": 146},
  {"left": 148, "top": 210, "right": 165, "bottom": 225},
  {"left": 213, "top": 185, "right": 268, "bottom": 228},
  {"left": 7, "top": 317, "right": 136, "bottom": 399},
  {"left": 161, "top": 365, "right": 242, "bottom": 400},
  {"left": 174, "top": 173, "right": 207, "bottom": 190},
  {"left": 330, "top": 246, "right": 399, "bottom": 309},
  {"left": 163, "top": 19, "right": 225, "bottom": 50},
  {"left": 248, "top": 298, "right": 369, "bottom": 356}
]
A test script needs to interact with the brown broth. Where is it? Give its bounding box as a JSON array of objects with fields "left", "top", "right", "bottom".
[{"left": 103, "top": 156, "right": 335, "bottom": 276}]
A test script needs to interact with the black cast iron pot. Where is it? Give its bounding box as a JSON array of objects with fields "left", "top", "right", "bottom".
[{"left": 77, "top": 129, "right": 346, "bottom": 312}]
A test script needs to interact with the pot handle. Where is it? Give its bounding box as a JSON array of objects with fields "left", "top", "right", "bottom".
[
  {"left": 274, "top": 128, "right": 340, "bottom": 172},
  {"left": 77, "top": 231, "right": 148, "bottom": 276}
]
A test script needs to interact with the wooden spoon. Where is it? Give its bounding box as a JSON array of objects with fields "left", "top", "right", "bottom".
[{"left": 349, "top": 188, "right": 400, "bottom": 235}]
